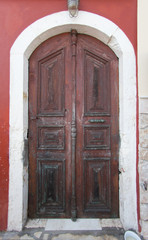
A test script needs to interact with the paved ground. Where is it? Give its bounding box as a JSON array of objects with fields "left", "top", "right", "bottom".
[{"left": 0, "top": 228, "right": 125, "bottom": 240}]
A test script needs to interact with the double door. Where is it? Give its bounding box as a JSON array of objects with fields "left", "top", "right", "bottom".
[{"left": 28, "top": 31, "right": 119, "bottom": 219}]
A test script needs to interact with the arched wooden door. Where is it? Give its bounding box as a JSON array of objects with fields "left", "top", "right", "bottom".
[{"left": 28, "top": 31, "right": 119, "bottom": 219}]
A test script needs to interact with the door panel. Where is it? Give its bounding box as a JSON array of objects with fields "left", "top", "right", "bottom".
[
  {"left": 28, "top": 32, "right": 119, "bottom": 218},
  {"left": 38, "top": 159, "right": 65, "bottom": 214},
  {"left": 38, "top": 49, "right": 65, "bottom": 116},
  {"left": 84, "top": 50, "right": 111, "bottom": 116},
  {"left": 76, "top": 34, "right": 119, "bottom": 218},
  {"left": 38, "top": 126, "right": 65, "bottom": 150},
  {"left": 29, "top": 33, "right": 72, "bottom": 218},
  {"left": 84, "top": 125, "right": 110, "bottom": 150},
  {"left": 84, "top": 158, "right": 111, "bottom": 213}
]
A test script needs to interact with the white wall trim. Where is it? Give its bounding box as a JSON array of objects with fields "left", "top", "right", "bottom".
[{"left": 8, "top": 11, "right": 137, "bottom": 231}]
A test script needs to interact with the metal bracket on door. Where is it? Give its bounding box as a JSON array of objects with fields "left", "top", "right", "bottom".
[{"left": 88, "top": 119, "right": 105, "bottom": 123}]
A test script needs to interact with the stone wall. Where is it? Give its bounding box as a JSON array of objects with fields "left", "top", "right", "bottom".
[{"left": 139, "top": 97, "right": 148, "bottom": 238}]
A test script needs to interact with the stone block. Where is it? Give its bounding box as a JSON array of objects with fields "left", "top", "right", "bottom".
[
  {"left": 139, "top": 160, "right": 148, "bottom": 181},
  {"left": 45, "top": 219, "right": 101, "bottom": 231},
  {"left": 139, "top": 148, "right": 148, "bottom": 161},
  {"left": 139, "top": 128, "right": 148, "bottom": 148},
  {"left": 25, "top": 219, "right": 47, "bottom": 228},
  {"left": 140, "top": 187, "right": 148, "bottom": 204},
  {"left": 34, "top": 231, "right": 42, "bottom": 238},
  {"left": 51, "top": 234, "right": 103, "bottom": 240},
  {"left": 140, "top": 204, "right": 148, "bottom": 220},
  {"left": 10, "top": 236, "right": 20, "bottom": 240},
  {"left": 2, "top": 232, "right": 19, "bottom": 240},
  {"left": 43, "top": 234, "right": 49, "bottom": 240},
  {"left": 20, "top": 234, "right": 34, "bottom": 240},
  {"left": 101, "top": 219, "right": 123, "bottom": 228},
  {"left": 139, "top": 113, "right": 148, "bottom": 129},
  {"left": 104, "top": 236, "right": 118, "bottom": 240},
  {"left": 141, "top": 220, "right": 148, "bottom": 239}
]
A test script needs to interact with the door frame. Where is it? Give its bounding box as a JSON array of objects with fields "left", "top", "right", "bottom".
[{"left": 8, "top": 11, "right": 137, "bottom": 231}]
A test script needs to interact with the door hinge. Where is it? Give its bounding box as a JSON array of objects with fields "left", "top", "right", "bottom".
[{"left": 27, "top": 129, "right": 29, "bottom": 138}]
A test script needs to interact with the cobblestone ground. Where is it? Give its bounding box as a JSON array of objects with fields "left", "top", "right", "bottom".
[{"left": 0, "top": 228, "right": 125, "bottom": 240}]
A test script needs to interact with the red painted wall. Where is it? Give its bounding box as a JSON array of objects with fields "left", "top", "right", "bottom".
[{"left": 0, "top": 0, "right": 137, "bottom": 230}]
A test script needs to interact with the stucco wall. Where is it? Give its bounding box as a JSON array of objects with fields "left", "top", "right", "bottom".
[
  {"left": 138, "top": 0, "right": 148, "bottom": 97},
  {"left": 0, "top": 0, "right": 137, "bottom": 231},
  {"left": 138, "top": 0, "right": 148, "bottom": 238}
]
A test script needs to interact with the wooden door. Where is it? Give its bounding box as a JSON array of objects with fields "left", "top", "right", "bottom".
[{"left": 28, "top": 31, "right": 119, "bottom": 219}]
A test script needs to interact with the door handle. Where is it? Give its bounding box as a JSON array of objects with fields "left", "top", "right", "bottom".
[{"left": 88, "top": 119, "right": 105, "bottom": 123}]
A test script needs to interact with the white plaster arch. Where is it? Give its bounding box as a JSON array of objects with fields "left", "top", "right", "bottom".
[{"left": 8, "top": 11, "right": 137, "bottom": 231}]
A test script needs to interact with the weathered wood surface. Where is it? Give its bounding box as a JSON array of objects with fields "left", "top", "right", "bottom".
[{"left": 28, "top": 32, "right": 119, "bottom": 218}]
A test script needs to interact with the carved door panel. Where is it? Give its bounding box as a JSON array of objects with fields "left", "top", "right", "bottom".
[
  {"left": 28, "top": 34, "right": 72, "bottom": 218},
  {"left": 76, "top": 35, "right": 119, "bottom": 218},
  {"left": 28, "top": 32, "right": 119, "bottom": 218}
]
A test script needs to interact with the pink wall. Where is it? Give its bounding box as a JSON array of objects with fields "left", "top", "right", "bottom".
[{"left": 0, "top": 0, "right": 137, "bottom": 230}]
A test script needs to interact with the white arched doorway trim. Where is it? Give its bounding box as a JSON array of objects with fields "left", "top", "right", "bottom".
[{"left": 8, "top": 11, "right": 137, "bottom": 231}]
